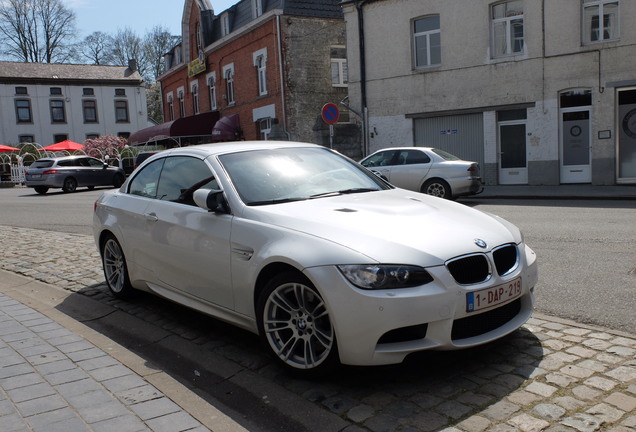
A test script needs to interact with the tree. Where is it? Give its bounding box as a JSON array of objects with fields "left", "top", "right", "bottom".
[
  {"left": 0, "top": 0, "right": 76, "bottom": 63},
  {"left": 108, "top": 27, "right": 150, "bottom": 80},
  {"left": 143, "top": 25, "right": 180, "bottom": 81},
  {"left": 146, "top": 82, "right": 164, "bottom": 124},
  {"left": 83, "top": 135, "right": 128, "bottom": 162},
  {"left": 80, "top": 31, "right": 114, "bottom": 65}
]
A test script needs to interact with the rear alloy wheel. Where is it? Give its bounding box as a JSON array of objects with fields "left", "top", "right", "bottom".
[
  {"left": 34, "top": 186, "right": 49, "bottom": 194},
  {"left": 62, "top": 177, "right": 77, "bottom": 193},
  {"left": 422, "top": 179, "right": 451, "bottom": 199},
  {"left": 101, "top": 234, "right": 133, "bottom": 298},
  {"left": 257, "top": 272, "right": 338, "bottom": 375}
]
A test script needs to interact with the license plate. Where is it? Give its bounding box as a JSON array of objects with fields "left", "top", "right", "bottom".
[
  {"left": 466, "top": 277, "right": 522, "bottom": 312},
  {"left": 30, "top": 174, "right": 41, "bottom": 179}
]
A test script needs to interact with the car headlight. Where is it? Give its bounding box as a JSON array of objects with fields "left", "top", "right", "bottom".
[{"left": 338, "top": 264, "right": 433, "bottom": 290}]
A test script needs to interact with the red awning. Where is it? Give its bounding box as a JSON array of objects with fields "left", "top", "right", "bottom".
[
  {"left": 211, "top": 114, "right": 243, "bottom": 141},
  {"left": 128, "top": 112, "right": 220, "bottom": 145}
]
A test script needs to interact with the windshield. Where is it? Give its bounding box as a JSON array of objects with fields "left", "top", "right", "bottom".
[{"left": 219, "top": 147, "right": 389, "bottom": 205}]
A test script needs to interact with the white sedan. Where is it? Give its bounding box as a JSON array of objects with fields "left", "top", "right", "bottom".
[
  {"left": 360, "top": 147, "right": 484, "bottom": 199},
  {"left": 93, "top": 141, "right": 537, "bottom": 375}
]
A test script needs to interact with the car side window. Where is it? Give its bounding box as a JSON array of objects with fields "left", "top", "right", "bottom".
[
  {"left": 87, "top": 158, "right": 104, "bottom": 167},
  {"left": 404, "top": 150, "right": 431, "bottom": 165},
  {"left": 363, "top": 151, "right": 395, "bottom": 167},
  {"left": 129, "top": 158, "right": 164, "bottom": 199},
  {"left": 156, "top": 156, "right": 218, "bottom": 206}
]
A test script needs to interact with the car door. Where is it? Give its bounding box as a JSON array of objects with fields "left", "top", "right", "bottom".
[
  {"left": 86, "top": 157, "right": 110, "bottom": 186},
  {"left": 360, "top": 150, "right": 397, "bottom": 182},
  {"left": 386, "top": 149, "right": 433, "bottom": 191},
  {"left": 142, "top": 155, "right": 235, "bottom": 309}
]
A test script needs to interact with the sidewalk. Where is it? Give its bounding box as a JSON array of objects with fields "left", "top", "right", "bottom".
[
  {"left": 0, "top": 270, "right": 247, "bottom": 432},
  {"left": 472, "top": 184, "right": 636, "bottom": 200}
]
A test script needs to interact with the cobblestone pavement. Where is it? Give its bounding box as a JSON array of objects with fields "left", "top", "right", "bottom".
[{"left": 1, "top": 225, "right": 635, "bottom": 432}]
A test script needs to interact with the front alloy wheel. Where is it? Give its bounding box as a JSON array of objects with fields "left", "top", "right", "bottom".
[
  {"left": 258, "top": 273, "right": 338, "bottom": 374},
  {"left": 102, "top": 235, "right": 133, "bottom": 298}
]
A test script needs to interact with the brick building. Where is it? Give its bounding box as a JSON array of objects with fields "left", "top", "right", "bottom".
[{"left": 130, "top": 0, "right": 361, "bottom": 158}]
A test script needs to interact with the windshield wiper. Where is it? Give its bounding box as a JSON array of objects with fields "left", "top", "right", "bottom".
[
  {"left": 310, "top": 188, "right": 377, "bottom": 199},
  {"left": 248, "top": 197, "right": 308, "bottom": 206}
]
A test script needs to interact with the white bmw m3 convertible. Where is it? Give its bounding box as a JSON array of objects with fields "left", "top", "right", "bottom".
[{"left": 93, "top": 141, "right": 538, "bottom": 374}]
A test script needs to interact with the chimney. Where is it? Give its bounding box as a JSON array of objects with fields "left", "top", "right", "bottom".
[{"left": 128, "top": 59, "right": 138, "bottom": 71}]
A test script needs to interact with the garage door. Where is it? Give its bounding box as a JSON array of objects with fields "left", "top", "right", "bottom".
[{"left": 413, "top": 113, "right": 484, "bottom": 169}]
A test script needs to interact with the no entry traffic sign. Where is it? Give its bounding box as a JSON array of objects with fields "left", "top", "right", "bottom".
[{"left": 321, "top": 103, "right": 340, "bottom": 124}]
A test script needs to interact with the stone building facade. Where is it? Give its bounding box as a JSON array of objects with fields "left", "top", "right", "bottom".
[{"left": 343, "top": 0, "right": 636, "bottom": 185}]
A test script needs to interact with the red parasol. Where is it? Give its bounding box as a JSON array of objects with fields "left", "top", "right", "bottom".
[
  {"left": 0, "top": 144, "right": 20, "bottom": 152},
  {"left": 42, "top": 140, "right": 84, "bottom": 152}
]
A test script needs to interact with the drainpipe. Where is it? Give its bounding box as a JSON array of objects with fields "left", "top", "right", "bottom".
[
  {"left": 276, "top": 14, "right": 290, "bottom": 138},
  {"left": 342, "top": 0, "right": 371, "bottom": 156}
]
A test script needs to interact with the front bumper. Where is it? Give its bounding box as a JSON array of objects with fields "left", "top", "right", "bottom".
[{"left": 305, "top": 243, "right": 538, "bottom": 366}]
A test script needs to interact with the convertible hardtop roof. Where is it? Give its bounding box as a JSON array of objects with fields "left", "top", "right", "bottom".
[{"left": 164, "top": 141, "right": 323, "bottom": 157}]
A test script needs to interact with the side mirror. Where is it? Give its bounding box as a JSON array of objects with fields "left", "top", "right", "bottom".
[{"left": 193, "top": 188, "right": 230, "bottom": 213}]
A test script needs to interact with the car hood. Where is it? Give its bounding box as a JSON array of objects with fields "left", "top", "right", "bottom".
[{"left": 244, "top": 189, "right": 520, "bottom": 266}]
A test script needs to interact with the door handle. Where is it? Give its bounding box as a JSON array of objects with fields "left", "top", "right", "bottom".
[{"left": 144, "top": 212, "right": 158, "bottom": 222}]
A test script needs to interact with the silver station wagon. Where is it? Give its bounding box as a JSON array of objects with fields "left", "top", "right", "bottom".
[{"left": 25, "top": 156, "right": 126, "bottom": 194}]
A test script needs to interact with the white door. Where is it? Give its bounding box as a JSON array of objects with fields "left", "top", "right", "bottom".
[
  {"left": 560, "top": 107, "right": 592, "bottom": 183},
  {"left": 498, "top": 121, "right": 528, "bottom": 184}
]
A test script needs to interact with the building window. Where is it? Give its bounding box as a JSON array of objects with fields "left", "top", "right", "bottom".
[
  {"left": 207, "top": 73, "right": 217, "bottom": 111},
  {"left": 19, "top": 135, "right": 34, "bottom": 143},
  {"left": 54, "top": 134, "right": 68, "bottom": 143},
  {"left": 491, "top": 1, "right": 524, "bottom": 58},
  {"left": 177, "top": 88, "right": 185, "bottom": 117},
  {"left": 118, "top": 132, "right": 130, "bottom": 139},
  {"left": 252, "top": 0, "right": 263, "bottom": 18},
  {"left": 253, "top": 49, "right": 268, "bottom": 96},
  {"left": 167, "top": 93, "right": 174, "bottom": 121},
  {"left": 115, "top": 100, "right": 129, "bottom": 122},
  {"left": 50, "top": 87, "right": 62, "bottom": 95},
  {"left": 15, "top": 99, "right": 32, "bottom": 123},
  {"left": 191, "top": 83, "right": 200, "bottom": 114},
  {"left": 15, "top": 86, "right": 27, "bottom": 95},
  {"left": 413, "top": 15, "right": 441, "bottom": 68},
  {"left": 115, "top": 88, "right": 126, "bottom": 96},
  {"left": 86, "top": 133, "right": 99, "bottom": 140},
  {"left": 50, "top": 100, "right": 66, "bottom": 123},
  {"left": 223, "top": 64, "right": 235, "bottom": 105},
  {"left": 583, "top": 1, "right": 619, "bottom": 43},
  {"left": 83, "top": 88, "right": 95, "bottom": 96},
  {"left": 330, "top": 46, "right": 348, "bottom": 86},
  {"left": 221, "top": 13, "right": 230, "bottom": 36},
  {"left": 83, "top": 100, "right": 98, "bottom": 123}
]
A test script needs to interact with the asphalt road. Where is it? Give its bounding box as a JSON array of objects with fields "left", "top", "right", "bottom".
[{"left": 1, "top": 186, "right": 634, "bottom": 333}]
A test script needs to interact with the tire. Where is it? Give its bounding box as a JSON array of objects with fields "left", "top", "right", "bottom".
[
  {"left": 62, "top": 177, "right": 77, "bottom": 193},
  {"left": 34, "top": 186, "right": 49, "bottom": 195},
  {"left": 257, "top": 272, "right": 339, "bottom": 375},
  {"left": 113, "top": 173, "right": 125, "bottom": 188},
  {"left": 101, "top": 234, "right": 134, "bottom": 298},
  {"left": 422, "top": 179, "right": 451, "bottom": 199}
]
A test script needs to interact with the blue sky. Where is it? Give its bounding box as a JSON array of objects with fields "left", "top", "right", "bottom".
[{"left": 65, "top": 0, "right": 237, "bottom": 38}]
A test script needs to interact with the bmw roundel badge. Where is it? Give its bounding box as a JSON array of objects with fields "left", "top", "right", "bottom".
[{"left": 474, "top": 239, "right": 487, "bottom": 249}]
